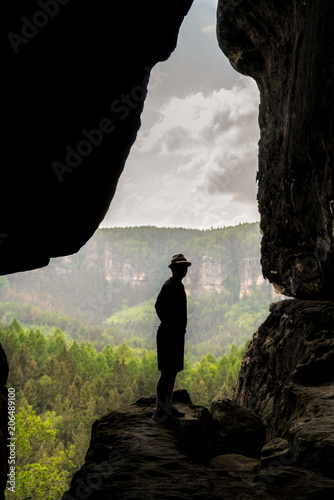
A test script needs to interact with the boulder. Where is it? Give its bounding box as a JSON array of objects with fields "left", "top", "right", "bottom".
[{"left": 210, "top": 398, "right": 266, "bottom": 459}]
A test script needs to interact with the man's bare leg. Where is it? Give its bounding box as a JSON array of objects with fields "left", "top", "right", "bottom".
[{"left": 154, "top": 370, "right": 185, "bottom": 420}]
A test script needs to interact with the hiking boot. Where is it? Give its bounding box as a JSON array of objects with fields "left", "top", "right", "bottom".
[
  {"left": 168, "top": 406, "right": 185, "bottom": 418},
  {"left": 152, "top": 406, "right": 171, "bottom": 423}
]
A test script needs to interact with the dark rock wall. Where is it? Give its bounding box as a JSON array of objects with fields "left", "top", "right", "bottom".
[
  {"left": 233, "top": 299, "right": 334, "bottom": 478},
  {"left": 217, "top": 0, "right": 334, "bottom": 299},
  {"left": 2, "top": 0, "right": 193, "bottom": 275},
  {"left": 218, "top": 0, "right": 334, "bottom": 481}
]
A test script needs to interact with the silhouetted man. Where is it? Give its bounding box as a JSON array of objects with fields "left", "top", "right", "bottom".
[{"left": 153, "top": 253, "right": 191, "bottom": 422}]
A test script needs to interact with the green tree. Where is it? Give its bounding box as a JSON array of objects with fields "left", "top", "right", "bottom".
[{"left": 7, "top": 405, "right": 75, "bottom": 500}]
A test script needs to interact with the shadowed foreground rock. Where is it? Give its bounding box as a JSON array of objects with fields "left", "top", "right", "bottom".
[
  {"left": 234, "top": 299, "right": 334, "bottom": 479},
  {"left": 62, "top": 389, "right": 334, "bottom": 500},
  {"left": 217, "top": 0, "right": 334, "bottom": 299}
]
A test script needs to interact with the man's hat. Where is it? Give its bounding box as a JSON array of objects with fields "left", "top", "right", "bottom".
[{"left": 168, "top": 253, "right": 192, "bottom": 268}]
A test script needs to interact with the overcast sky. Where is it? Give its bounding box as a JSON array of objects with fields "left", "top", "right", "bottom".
[{"left": 101, "top": 0, "right": 260, "bottom": 230}]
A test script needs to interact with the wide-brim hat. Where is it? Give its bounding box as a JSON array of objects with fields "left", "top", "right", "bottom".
[{"left": 168, "top": 253, "right": 192, "bottom": 268}]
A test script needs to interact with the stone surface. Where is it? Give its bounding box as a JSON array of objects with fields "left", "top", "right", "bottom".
[
  {"left": 210, "top": 398, "right": 266, "bottom": 459},
  {"left": 1, "top": 0, "right": 193, "bottom": 275},
  {"left": 62, "top": 389, "right": 334, "bottom": 500},
  {"left": 252, "top": 467, "right": 334, "bottom": 500},
  {"left": 217, "top": 0, "right": 334, "bottom": 299},
  {"left": 233, "top": 299, "right": 334, "bottom": 478},
  {"left": 260, "top": 438, "right": 294, "bottom": 469},
  {"left": 207, "top": 453, "right": 259, "bottom": 480},
  {"left": 0, "top": 345, "right": 9, "bottom": 500}
]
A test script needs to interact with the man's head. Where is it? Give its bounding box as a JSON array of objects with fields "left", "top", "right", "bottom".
[{"left": 168, "top": 254, "right": 191, "bottom": 280}]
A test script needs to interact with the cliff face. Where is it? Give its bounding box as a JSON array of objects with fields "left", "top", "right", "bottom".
[
  {"left": 217, "top": 0, "right": 334, "bottom": 299},
  {"left": 233, "top": 299, "right": 334, "bottom": 479},
  {"left": 216, "top": 0, "right": 334, "bottom": 493},
  {"left": 26, "top": 240, "right": 273, "bottom": 296},
  {"left": 4, "top": 226, "right": 276, "bottom": 317}
]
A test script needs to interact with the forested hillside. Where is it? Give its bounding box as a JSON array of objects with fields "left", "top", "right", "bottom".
[
  {"left": 0, "top": 223, "right": 267, "bottom": 324},
  {"left": 0, "top": 223, "right": 281, "bottom": 498}
]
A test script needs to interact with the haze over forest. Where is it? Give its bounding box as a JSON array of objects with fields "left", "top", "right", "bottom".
[
  {"left": 0, "top": 222, "right": 284, "bottom": 497},
  {"left": 0, "top": 223, "right": 278, "bottom": 360}
]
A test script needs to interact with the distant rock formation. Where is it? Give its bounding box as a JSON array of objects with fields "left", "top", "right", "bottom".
[
  {"left": 217, "top": 0, "right": 334, "bottom": 299},
  {"left": 62, "top": 389, "right": 334, "bottom": 499},
  {"left": 15, "top": 234, "right": 275, "bottom": 298}
]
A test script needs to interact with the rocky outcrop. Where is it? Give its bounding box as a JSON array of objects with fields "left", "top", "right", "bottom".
[
  {"left": 0, "top": 345, "right": 9, "bottom": 500},
  {"left": 217, "top": 0, "right": 334, "bottom": 492},
  {"left": 233, "top": 299, "right": 334, "bottom": 479},
  {"left": 62, "top": 389, "right": 334, "bottom": 499},
  {"left": 1, "top": 0, "right": 193, "bottom": 275},
  {"left": 217, "top": 0, "right": 334, "bottom": 299}
]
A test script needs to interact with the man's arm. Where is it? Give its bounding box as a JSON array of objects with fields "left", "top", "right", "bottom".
[
  {"left": 155, "top": 295, "right": 185, "bottom": 332},
  {"left": 155, "top": 298, "right": 166, "bottom": 324}
]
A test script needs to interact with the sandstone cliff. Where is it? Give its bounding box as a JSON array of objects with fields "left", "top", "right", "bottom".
[
  {"left": 216, "top": 1, "right": 334, "bottom": 496},
  {"left": 217, "top": 0, "right": 334, "bottom": 299}
]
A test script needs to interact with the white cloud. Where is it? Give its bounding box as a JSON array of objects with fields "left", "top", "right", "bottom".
[
  {"left": 102, "top": 77, "right": 260, "bottom": 229},
  {"left": 135, "top": 76, "right": 260, "bottom": 201},
  {"left": 201, "top": 24, "right": 216, "bottom": 34}
]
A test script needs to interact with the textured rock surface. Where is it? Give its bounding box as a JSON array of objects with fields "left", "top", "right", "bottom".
[
  {"left": 234, "top": 299, "right": 334, "bottom": 478},
  {"left": 217, "top": 0, "right": 334, "bottom": 299},
  {"left": 0, "top": 345, "right": 9, "bottom": 500},
  {"left": 62, "top": 389, "right": 334, "bottom": 499},
  {"left": 1, "top": 0, "right": 193, "bottom": 275},
  {"left": 210, "top": 398, "right": 265, "bottom": 459}
]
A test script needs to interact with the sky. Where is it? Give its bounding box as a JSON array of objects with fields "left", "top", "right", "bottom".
[{"left": 101, "top": 0, "right": 260, "bottom": 230}]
